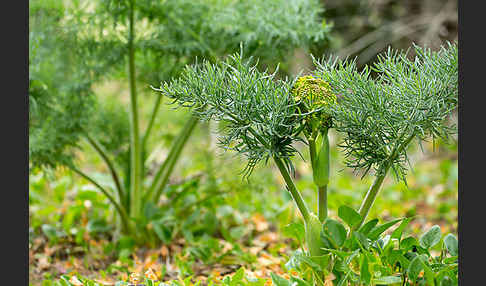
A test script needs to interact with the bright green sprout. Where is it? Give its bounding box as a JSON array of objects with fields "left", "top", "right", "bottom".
[{"left": 292, "top": 75, "right": 337, "bottom": 137}]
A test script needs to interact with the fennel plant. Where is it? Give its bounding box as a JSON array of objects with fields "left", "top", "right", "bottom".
[
  {"left": 29, "top": 0, "right": 329, "bottom": 242},
  {"left": 158, "top": 42, "right": 457, "bottom": 281}
]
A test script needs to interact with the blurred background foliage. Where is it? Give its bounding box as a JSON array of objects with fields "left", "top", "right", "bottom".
[
  {"left": 29, "top": 0, "right": 457, "bottom": 284},
  {"left": 315, "top": 0, "right": 457, "bottom": 67}
]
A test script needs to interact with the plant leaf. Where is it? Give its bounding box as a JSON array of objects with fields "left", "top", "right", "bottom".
[
  {"left": 230, "top": 267, "right": 245, "bottom": 286},
  {"left": 322, "top": 218, "right": 347, "bottom": 247},
  {"left": 407, "top": 256, "right": 424, "bottom": 282},
  {"left": 270, "top": 272, "right": 291, "bottom": 286},
  {"left": 282, "top": 222, "right": 305, "bottom": 244},
  {"left": 372, "top": 276, "right": 402, "bottom": 284},
  {"left": 360, "top": 254, "right": 371, "bottom": 285},
  {"left": 367, "top": 218, "right": 403, "bottom": 240},
  {"left": 359, "top": 218, "right": 379, "bottom": 235},
  {"left": 338, "top": 205, "right": 362, "bottom": 228},
  {"left": 391, "top": 217, "right": 412, "bottom": 240},
  {"left": 444, "top": 233, "right": 458, "bottom": 256},
  {"left": 419, "top": 225, "right": 442, "bottom": 249}
]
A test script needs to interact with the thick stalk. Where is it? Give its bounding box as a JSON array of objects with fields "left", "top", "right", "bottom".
[
  {"left": 354, "top": 165, "right": 389, "bottom": 230},
  {"left": 84, "top": 133, "right": 126, "bottom": 208},
  {"left": 147, "top": 115, "right": 199, "bottom": 203},
  {"left": 354, "top": 133, "right": 415, "bottom": 229},
  {"left": 127, "top": 0, "right": 142, "bottom": 218},
  {"left": 310, "top": 128, "right": 330, "bottom": 222},
  {"left": 273, "top": 156, "right": 311, "bottom": 223},
  {"left": 67, "top": 164, "right": 130, "bottom": 233},
  {"left": 318, "top": 185, "right": 328, "bottom": 221},
  {"left": 308, "top": 138, "right": 317, "bottom": 165}
]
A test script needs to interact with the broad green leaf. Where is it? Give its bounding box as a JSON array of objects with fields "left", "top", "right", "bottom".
[
  {"left": 320, "top": 232, "right": 333, "bottom": 249},
  {"left": 407, "top": 256, "right": 424, "bottom": 282},
  {"left": 372, "top": 276, "right": 402, "bottom": 284},
  {"left": 444, "top": 233, "right": 458, "bottom": 256},
  {"left": 420, "top": 255, "right": 435, "bottom": 285},
  {"left": 443, "top": 256, "right": 458, "bottom": 264},
  {"left": 353, "top": 231, "right": 370, "bottom": 250},
  {"left": 230, "top": 267, "right": 245, "bottom": 286},
  {"left": 401, "top": 236, "right": 419, "bottom": 251},
  {"left": 338, "top": 205, "right": 362, "bottom": 228},
  {"left": 419, "top": 225, "right": 442, "bottom": 249},
  {"left": 360, "top": 254, "right": 371, "bottom": 285},
  {"left": 270, "top": 272, "right": 291, "bottom": 286},
  {"left": 391, "top": 217, "right": 412, "bottom": 240},
  {"left": 359, "top": 218, "right": 379, "bottom": 235},
  {"left": 296, "top": 253, "right": 325, "bottom": 272},
  {"left": 367, "top": 218, "right": 403, "bottom": 240},
  {"left": 282, "top": 222, "right": 305, "bottom": 243},
  {"left": 388, "top": 250, "right": 411, "bottom": 269},
  {"left": 290, "top": 276, "right": 311, "bottom": 286},
  {"left": 323, "top": 218, "right": 347, "bottom": 247}
]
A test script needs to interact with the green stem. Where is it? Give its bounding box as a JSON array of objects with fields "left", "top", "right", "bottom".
[
  {"left": 309, "top": 128, "right": 330, "bottom": 222},
  {"left": 128, "top": 0, "right": 142, "bottom": 219},
  {"left": 142, "top": 93, "right": 163, "bottom": 152},
  {"left": 147, "top": 114, "right": 199, "bottom": 203},
  {"left": 318, "top": 185, "right": 328, "bottom": 221},
  {"left": 67, "top": 164, "right": 130, "bottom": 233},
  {"left": 308, "top": 138, "right": 317, "bottom": 165},
  {"left": 84, "top": 133, "right": 126, "bottom": 209},
  {"left": 273, "top": 156, "right": 311, "bottom": 223},
  {"left": 355, "top": 165, "right": 389, "bottom": 230},
  {"left": 354, "top": 133, "right": 416, "bottom": 229}
]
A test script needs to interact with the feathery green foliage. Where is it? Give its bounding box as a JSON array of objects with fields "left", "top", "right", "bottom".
[
  {"left": 159, "top": 42, "right": 458, "bottom": 283},
  {"left": 29, "top": 0, "right": 330, "bottom": 240},
  {"left": 160, "top": 53, "right": 305, "bottom": 177},
  {"left": 162, "top": 43, "right": 457, "bottom": 182},
  {"left": 314, "top": 43, "right": 458, "bottom": 181}
]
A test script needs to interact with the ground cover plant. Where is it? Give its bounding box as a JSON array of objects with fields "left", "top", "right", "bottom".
[
  {"left": 29, "top": 133, "right": 458, "bottom": 285},
  {"left": 158, "top": 42, "right": 458, "bottom": 285},
  {"left": 29, "top": 0, "right": 330, "bottom": 243}
]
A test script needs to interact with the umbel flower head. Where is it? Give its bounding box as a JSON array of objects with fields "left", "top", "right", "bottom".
[{"left": 292, "top": 75, "right": 337, "bottom": 136}]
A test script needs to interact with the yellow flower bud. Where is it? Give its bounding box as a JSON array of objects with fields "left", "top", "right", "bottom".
[{"left": 292, "top": 75, "right": 337, "bottom": 110}]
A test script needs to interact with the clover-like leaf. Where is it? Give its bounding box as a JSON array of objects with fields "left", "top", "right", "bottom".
[{"left": 419, "top": 225, "right": 442, "bottom": 249}]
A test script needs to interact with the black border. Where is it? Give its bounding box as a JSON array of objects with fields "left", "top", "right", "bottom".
[
  {"left": 458, "top": 0, "right": 481, "bottom": 284},
  {"left": 3, "top": 0, "right": 28, "bottom": 284}
]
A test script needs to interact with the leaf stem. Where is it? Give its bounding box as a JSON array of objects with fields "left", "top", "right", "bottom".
[
  {"left": 355, "top": 165, "right": 389, "bottom": 229},
  {"left": 273, "top": 156, "right": 311, "bottom": 223},
  {"left": 84, "top": 133, "right": 126, "bottom": 209},
  {"left": 354, "top": 133, "right": 415, "bottom": 229},
  {"left": 142, "top": 93, "right": 163, "bottom": 152},
  {"left": 66, "top": 164, "right": 130, "bottom": 233},
  {"left": 146, "top": 114, "right": 199, "bottom": 203}
]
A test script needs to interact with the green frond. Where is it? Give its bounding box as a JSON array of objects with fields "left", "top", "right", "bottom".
[
  {"left": 313, "top": 42, "right": 458, "bottom": 181},
  {"left": 158, "top": 53, "right": 304, "bottom": 177}
]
